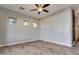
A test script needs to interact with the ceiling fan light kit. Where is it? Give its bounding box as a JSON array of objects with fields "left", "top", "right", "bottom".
[{"left": 37, "top": 7, "right": 43, "bottom": 12}]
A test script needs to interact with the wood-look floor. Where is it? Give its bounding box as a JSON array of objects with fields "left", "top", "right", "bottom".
[{"left": 0, "top": 40, "right": 79, "bottom": 55}]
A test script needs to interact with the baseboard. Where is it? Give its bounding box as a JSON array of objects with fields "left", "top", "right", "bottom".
[
  {"left": 0, "top": 40, "right": 37, "bottom": 47},
  {"left": 0, "top": 39, "right": 72, "bottom": 48},
  {"left": 41, "top": 40, "right": 72, "bottom": 47}
]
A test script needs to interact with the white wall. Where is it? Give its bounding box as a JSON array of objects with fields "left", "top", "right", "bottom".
[
  {"left": 0, "top": 7, "right": 39, "bottom": 45},
  {"left": 0, "top": 7, "right": 73, "bottom": 47},
  {"left": 40, "top": 8, "right": 73, "bottom": 46}
]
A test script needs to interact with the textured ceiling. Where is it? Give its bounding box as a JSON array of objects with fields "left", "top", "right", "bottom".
[{"left": 0, "top": 4, "right": 79, "bottom": 19}]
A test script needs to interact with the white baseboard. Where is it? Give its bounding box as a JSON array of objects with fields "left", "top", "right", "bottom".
[
  {"left": 41, "top": 40, "right": 72, "bottom": 47},
  {"left": 0, "top": 39, "right": 72, "bottom": 47},
  {"left": 0, "top": 40, "right": 37, "bottom": 47}
]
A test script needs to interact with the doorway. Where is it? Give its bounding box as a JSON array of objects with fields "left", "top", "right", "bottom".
[{"left": 73, "top": 9, "right": 79, "bottom": 46}]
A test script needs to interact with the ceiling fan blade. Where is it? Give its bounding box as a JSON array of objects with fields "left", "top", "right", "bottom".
[
  {"left": 38, "top": 11, "right": 40, "bottom": 14},
  {"left": 35, "top": 4, "right": 39, "bottom": 7},
  {"left": 43, "top": 9, "right": 49, "bottom": 12},
  {"left": 43, "top": 4, "right": 50, "bottom": 8},
  {"left": 30, "top": 9, "right": 37, "bottom": 11}
]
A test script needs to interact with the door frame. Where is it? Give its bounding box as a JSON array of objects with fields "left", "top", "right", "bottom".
[{"left": 72, "top": 9, "right": 76, "bottom": 46}]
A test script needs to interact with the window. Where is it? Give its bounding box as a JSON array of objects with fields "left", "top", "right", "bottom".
[
  {"left": 9, "top": 17, "right": 17, "bottom": 24},
  {"left": 33, "top": 23, "right": 37, "bottom": 27}
]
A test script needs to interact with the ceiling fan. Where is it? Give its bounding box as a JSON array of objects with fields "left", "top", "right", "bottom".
[{"left": 30, "top": 4, "right": 50, "bottom": 14}]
